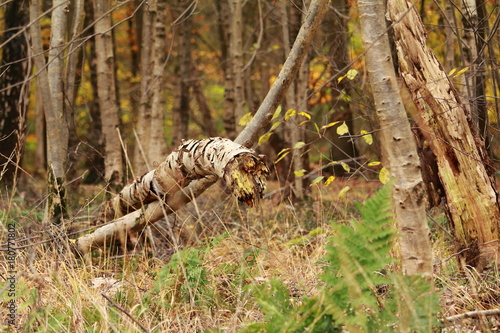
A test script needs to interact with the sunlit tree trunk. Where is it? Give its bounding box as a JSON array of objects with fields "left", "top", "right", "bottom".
[
  {"left": 0, "top": 0, "right": 29, "bottom": 186},
  {"left": 93, "top": 0, "right": 124, "bottom": 192},
  {"left": 359, "top": 0, "right": 433, "bottom": 277},
  {"left": 30, "top": 0, "right": 70, "bottom": 223},
  {"left": 387, "top": 0, "right": 500, "bottom": 270}
]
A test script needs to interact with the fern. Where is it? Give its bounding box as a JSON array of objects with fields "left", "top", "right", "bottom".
[{"left": 243, "top": 184, "right": 439, "bottom": 332}]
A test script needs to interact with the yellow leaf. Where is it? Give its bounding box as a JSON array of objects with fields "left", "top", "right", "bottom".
[
  {"left": 448, "top": 68, "right": 456, "bottom": 76},
  {"left": 360, "top": 130, "right": 373, "bottom": 145},
  {"left": 294, "top": 169, "right": 307, "bottom": 177},
  {"left": 336, "top": 122, "right": 349, "bottom": 135},
  {"left": 275, "top": 148, "right": 290, "bottom": 164},
  {"left": 455, "top": 67, "right": 469, "bottom": 77},
  {"left": 338, "top": 186, "right": 350, "bottom": 198},
  {"left": 293, "top": 141, "right": 305, "bottom": 149},
  {"left": 239, "top": 113, "right": 253, "bottom": 126},
  {"left": 310, "top": 176, "right": 324, "bottom": 186},
  {"left": 379, "top": 167, "right": 391, "bottom": 184},
  {"left": 258, "top": 132, "right": 273, "bottom": 145},
  {"left": 368, "top": 161, "right": 381, "bottom": 166},
  {"left": 338, "top": 74, "right": 347, "bottom": 83},
  {"left": 327, "top": 161, "right": 338, "bottom": 166},
  {"left": 325, "top": 176, "right": 336, "bottom": 186},
  {"left": 284, "top": 109, "right": 296, "bottom": 121},
  {"left": 270, "top": 122, "right": 281, "bottom": 131},
  {"left": 298, "top": 112, "right": 311, "bottom": 119},
  {"left": 346, "top": 69, "right": 358, "bottom": 80},
  {"left": 272, "top": 105, "right": 282, "bottom": 120},
  {"left": 314, "top": 122, "right": 321, "bottom": 136},
  {"left": 341, "top": 162, "right": 350, "bottom": 172},
  {"left": 321, "top": 121, "right": 341, "bottom": 130}
]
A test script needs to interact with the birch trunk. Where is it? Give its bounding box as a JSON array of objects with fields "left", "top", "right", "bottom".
[
  {"left": 387, "top": 0, "right": 500, "bottom": 269},
  {"left": 359, "top": 0, "right": 433, "bottom": 276},
  {"left": 148, "top": 0, "right": 168, "bottom": 165},
  {"left": 78, "top": 137, "right": 269, "bottom": 253},
  {"left": 30, "top": 0, "right": 70, "bottom": 223},
  {"left": 74, "top": 0, "right": 328, "bottom": 256},
  {"left": 93, "top": 0, "right": 124, "bottom": 191}
]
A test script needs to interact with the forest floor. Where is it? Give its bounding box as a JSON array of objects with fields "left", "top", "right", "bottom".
[{"left": 1, "top": 177, "right": 499, "bottom": 332}]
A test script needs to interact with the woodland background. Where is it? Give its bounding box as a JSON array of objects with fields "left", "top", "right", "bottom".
[{"left": 1, "top": 0, "right": 500, "bottom": 332}]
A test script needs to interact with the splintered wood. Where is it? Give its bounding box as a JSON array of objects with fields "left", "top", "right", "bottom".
[{"left": 78, "top": 137, "right": 268, "bottom": 255}]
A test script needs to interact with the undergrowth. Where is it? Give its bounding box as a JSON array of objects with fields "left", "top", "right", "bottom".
[{"left": 1, "top": 181, "right": 499, "bottom": 332}]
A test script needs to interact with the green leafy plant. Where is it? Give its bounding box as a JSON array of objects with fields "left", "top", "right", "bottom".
[{"left": 243, "top": 184, "right": 440, "bottom": 332}]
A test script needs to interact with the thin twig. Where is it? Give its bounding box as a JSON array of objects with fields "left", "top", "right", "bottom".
[
  {"left": 101, "top": 292, "right": 150, "bottom": 333},
  {"left": 444, "top": 308, "right": 500, "bottom": 322}
]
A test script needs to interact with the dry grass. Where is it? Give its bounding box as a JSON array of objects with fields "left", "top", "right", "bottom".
[{"left": 1, "top": 178, "right": 499, "bottom": 332}]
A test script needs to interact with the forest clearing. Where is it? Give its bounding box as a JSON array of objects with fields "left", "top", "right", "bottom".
[{"left": 1, "top": 0, "right": 500, "bottom": 332}]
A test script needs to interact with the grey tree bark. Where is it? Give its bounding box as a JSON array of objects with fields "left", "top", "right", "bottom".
[
  {"left": 30, "top": 0, "right": 70, "bottom": 223},
  {"left": 358, "top": 0, "right": 433, "bottom": 277},
  {"left": 93, "top": 0, "right": 124, "bottom": 192}
]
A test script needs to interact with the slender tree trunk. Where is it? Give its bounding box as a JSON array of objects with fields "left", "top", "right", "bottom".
[
  {"left": 324, "top": 0, "right": 357, "bottom": 175},
  {"left": 229, "top": 0, "right": 246, "bottom": 134},
  {"left": 281, "top": 0, "right": 307, "bottom": 199},
  {"left": 65, "top": 0, "right": 85, "bottom": 182},
  {"left": 147, "top": 0, "right": 168, "bottom": 167},
  {"left": 30, "top": 0, "right": 70, "bottom": 223},
  {"left": 133, "top": 1, "right": 154, "bottom": 175},
  {"left": 171, "top": 7, "right": 191, "bottom": 147},
  {"left": 387, "top": 0, "right": 500, "bottom": 269},
  {"left": 93, "top": 0, "right": 124, "bottom": 192},
  {"left": 216, "top": 0, "right": 236, "bottom": 139},
  {"left": 359, "top": 0, "right": 433, "bottom": 277},
  {"left": 0, "top": 0, "right": 29, "bottom": 185}
]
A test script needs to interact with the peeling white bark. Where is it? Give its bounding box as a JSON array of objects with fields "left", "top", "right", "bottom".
[{"left": 77, "top": 137, "right": 268, "bottom": 255}]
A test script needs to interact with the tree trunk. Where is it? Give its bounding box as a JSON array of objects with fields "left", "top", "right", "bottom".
[
  {"left": 171, "top": 5, "right": 191, "bottom": 147},
  {"left": 229, "top": 0, "right": 246, "bottom": 134},
  {"left": 73, "top": 0, "right": 329, "bottom": 256},
  {"left": 387, "top": 0, "right": 500, "bottom": 269},
  {"left": 359, "top": 0, "right": 433, "bottom": 277},
  {"left": 30, "top": 0, "right": 69, "bottom": 223},
  {"left": 147, "top": 0, "right": 168, "bottom": 166},
  {"left": 0, "top": 0, "right": 29, "bottom": 186},
  {"left": 216, "top": 0, "right": 236, "bottom": 139},
  {"left": 281, "top": 0, "right": 308, "bottom": 199},
  {"left": 93, "top": 0, "right": 124, "bottom": 192},
  {"left": 77, "top": 137, "right": 269, "bottom": 254},
  {"left": 133, "top": 1, "right": 154, "bottom": 175}
]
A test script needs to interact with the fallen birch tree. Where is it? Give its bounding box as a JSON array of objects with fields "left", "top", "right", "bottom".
[
  {"left": 76, "top": 138, "right": 269, "bottom": 255},
  {"left": 73, "top": 0, "right": 328, "bottom": 256}
]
